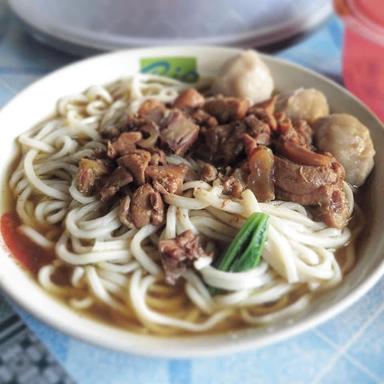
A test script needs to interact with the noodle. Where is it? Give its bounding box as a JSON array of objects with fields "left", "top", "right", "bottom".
[{"left": 8, "top": 74, "right": 355, "bottom": 335}]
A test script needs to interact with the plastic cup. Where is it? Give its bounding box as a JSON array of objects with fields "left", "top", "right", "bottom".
[{"left": 335, "top": 0, "right": 384, "bottom": 120}]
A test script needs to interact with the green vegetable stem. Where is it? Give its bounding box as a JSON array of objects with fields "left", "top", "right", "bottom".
[{"left": 209, "top": 212, "right": 269, "bottom": 295}]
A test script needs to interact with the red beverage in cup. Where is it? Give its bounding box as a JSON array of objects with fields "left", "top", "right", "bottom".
[{"left": 335, "top": 0, "right": 384, "bottom": 120}]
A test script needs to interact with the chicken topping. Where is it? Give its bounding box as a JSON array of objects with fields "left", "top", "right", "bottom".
[
  {"left": 77, "top": 158, "right": 108, "bottom": 195},
  {"left": 130, "top": 184, "right": 164, "bottom": 228},
  {"left": 160, "top": 110, "right": 200, "bottom": 155},
  {"left": 118, "top": 149, "right": 151, "bottom": 185},
  {"left": 146, "top": 164, "right": 188, "bottom": 194},
  {"left": 159, "top": 230, "right": 210, "bottom": 284}
]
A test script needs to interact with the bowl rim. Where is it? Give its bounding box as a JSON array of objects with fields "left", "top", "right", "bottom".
[{"left": 1, "top": 45, "right": 384, "bottom": 358}]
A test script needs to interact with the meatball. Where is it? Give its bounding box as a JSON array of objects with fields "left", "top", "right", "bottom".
[
  {"left": 212, "top": 50, "right": 274, "bottom": 103},
  {"left": 313, "top": 114, "right": 375, "bottom": 187},
  {"left": 276, "top": 88, "right": 329, "bottom": 123}
]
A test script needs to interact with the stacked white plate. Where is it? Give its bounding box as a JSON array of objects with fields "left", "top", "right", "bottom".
[{"left": 9, "top": 0, "right": 332, "bottom": 55}]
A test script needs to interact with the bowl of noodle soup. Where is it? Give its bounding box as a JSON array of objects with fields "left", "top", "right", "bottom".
[{"left": 0, "top": 46, "right": 383, "bottom": 357}]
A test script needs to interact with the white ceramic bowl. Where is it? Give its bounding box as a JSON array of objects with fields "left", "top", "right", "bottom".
[{"left": 0, "top": 47, "right": 383, "bottom": 358}]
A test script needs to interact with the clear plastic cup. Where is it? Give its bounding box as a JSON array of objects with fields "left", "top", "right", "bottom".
[{"left": 335, "top": 0, "right": 384, "bottom": 120}]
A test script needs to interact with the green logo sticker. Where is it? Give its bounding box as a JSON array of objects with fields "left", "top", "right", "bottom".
[{"left": 140, "top": 57, "right": 198, "bottom": 83}]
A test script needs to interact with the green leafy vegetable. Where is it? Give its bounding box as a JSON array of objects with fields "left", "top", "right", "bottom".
[{"left": 209, "top": 212, "right": 269, "bottom": 294}]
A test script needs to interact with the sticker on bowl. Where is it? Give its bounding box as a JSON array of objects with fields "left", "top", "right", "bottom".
[{"left": 140, "top": 57, "right": 198, "bottom": 83}]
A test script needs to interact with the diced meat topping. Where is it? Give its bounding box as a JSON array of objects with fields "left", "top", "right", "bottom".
[
  {"left": 276, "top": 141, "right": 333, "bottom": 167},
  {"left": 274, "top": 156, "right": 349, "bottom": 228},
  {"left": 246, "top": 146, "right": 275, "bottom": 202},
  {"left": 242, "top": 133, "right": 258, "bottom": 156},
  {"left": 294, "top": 120, "right": 313, "bottom": 148},
  {"left": 248, "top": 96, "right": 278, "bottom": 130},
  {"left": 274, "top": 156, "right": 342, "bottom": 195},
  {"left": 204, "top": 96, "right": 250, "bottom": 123},
  {"left": 311, "top": 182, "right": 350, "bottom": 228},
  {"left": 200, "top": 162, "right": 218, "bottom": 182},
  {"left": 275, "top": 113, "right": 311, "bottom": 148},
  {"left": 276, "top": 181, "right": 349, "bottom": 229},
  {"left": 159, "top": 230, "right": 210, "bottom": 284},
  {"left": 197, "top": 122, "right": 247, "bottom": 166},
  {"left": 118, "top": 149, "right": 151, "bottom": 185},
  {"left": 190, "top": 109, "right": 218, "bottom": 128},
  {"left": 244, "top": 115, "right": 271, "bottom": 146},
  {"left": 149, "top": 149, "right": 167, "bottom": 166},
  {"left": 276, "top": 184, "right": 334, "bottom": 206},
  {"left": 136, "top": 120, "right": 159, "bottom": 149},
  {"left": 77, "top": 158, "right": 108, "bottom": 195},
  {"left": 146, "top": 164, "right": 188, "bottom": 194},
  {"left": 118, "top": 195, "right": 133, "bottom": 228},
  {"left": 222, "top": 173, "right": 245, "bottom": 198},
  {"left": 107, "top": 132, "right": 142, "bottom": 159},
  {"left": 160, "top": 110, "right": 200, "bottom": 155},
  {"left": 99, "top": 166, "right": 133, "bottom": 201},
  {"left": 130, "top": 184, "right": 164, "bottom": 228},
  {"left": 138, "top": 99, "right": 165, "bottom": 124},
  {"left": 174, "top": 88, "right": 205, "bottom": 109},
  {"left": 80, "top": 87, "right": 355, "bottom": 233}
]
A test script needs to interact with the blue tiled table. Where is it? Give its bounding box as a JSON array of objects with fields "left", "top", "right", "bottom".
[{"left": 0, "top": 3, "right": 383, "bottom": 383}]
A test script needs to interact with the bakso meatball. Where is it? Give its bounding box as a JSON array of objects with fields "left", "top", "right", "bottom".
[
  {"left": 313, "top": 114, "right": 375, "bottom": 187},
  {"left": 276, "top": 88, "right": 329, "bottom": 123},
  {"left": 212, "top": 50, "right": 274, "bottom": 103}
]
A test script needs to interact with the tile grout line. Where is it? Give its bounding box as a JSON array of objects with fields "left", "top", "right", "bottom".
[
  {"left": 311, "top": 301, "right": 384, "bottom": 384},
  {"left": 312, "top": 328, "right": 382, "bottom": 384}
]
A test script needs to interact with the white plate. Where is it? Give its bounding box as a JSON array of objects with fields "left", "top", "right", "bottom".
[
  {"left": 0, "top": 47, "right": 384, "bottom": 358},
  {"left": 9, "top": 0, "right": 332, "bottom": 55}
]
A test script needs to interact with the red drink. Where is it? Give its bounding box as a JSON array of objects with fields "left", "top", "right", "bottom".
[{"left": 335, "top": 0, "right": 384, "bottom": 120}]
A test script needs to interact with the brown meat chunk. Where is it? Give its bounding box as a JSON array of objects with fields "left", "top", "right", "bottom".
[
  {"left": 248, "top": 96, "right": 278, "bottom": 130},
  {"left": 276, "top": 182, "right": 350, "bottom": 229},
  {"left": 275, "top": 114, "right": 313, "bottom": 148},
  {"left": 244, "top": 115, "right": 271, "bottom": 146},
  {"left": 247, "top": 146, "right": 275, "bottom": 202},
  {"left": 77, "top": 158, "right": 108, "bottom": 195},
  {"left": 150, "top": 190, "right": 165, "bottom": 226},
  {"left": 118, "top": 195, "right": 134, "bottom": 228},
  {"left": 274, "top": 154, "right": 349, "bottom": 228},
  {"left": 190, "top": 109, "right": 218, "bottom": 128},
  {"left": 274, "top": 156, "right": 342, "bottom": 195},
  {"left": 204, "top": 96, "right": 250, "bottom": 123},
  {"left": 222, "top": 172, "right": 245, "bottom": 198},
  {"left": 294, "top": 120, "right": 313, "bottom": 147},
  {"left": 107, "top": 132, "right": 142, "bottom": 159},
  {"left": 276, "top": 185, "right": 332, "bottom": 206},
  {"left": 275, "top": 112, "right": 292, "bottom": 134},
  {"left": 198, "top": 121, "right": 247, "bottom": 166},
  {"left": 149, "top": 149, "right": 167, "bottom": 166},
  {"left": 159, "top": 230, "right": 210, "bottom": 284},
  {"left": 146, "top": 164, "right": 188, "bottom": 194},
  {"left": 99, "top": 166, "right": 133, "bottom": 201},
  {"left": 277, "top": 141, "right": 332, "bottom": 167},
  {"left": 160, "top": 110, "right": 200, "bottom": 155},
  {"left": 118, "top": 149, "right": 151, "bottom": 185},
  {"left": 136, "top": 121, "right": 160, "bottom": 150},
  {"left": 243, "top": 133, "right": 258, "bottom": 156},
  {"left": 138, "top": 99, "right": 165, "bottom": 124},
  {"left": 174, "top": 88, "right": 205, "bottom": 109},
  {"left": 312, "top": 183, "right": 350, "bottom": 229},
  {"left": 130, "top": 184, "right": 164, "bottom": 228},
  {"left": 200, "top": 163, "right": 218, "bottom": 182}
]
